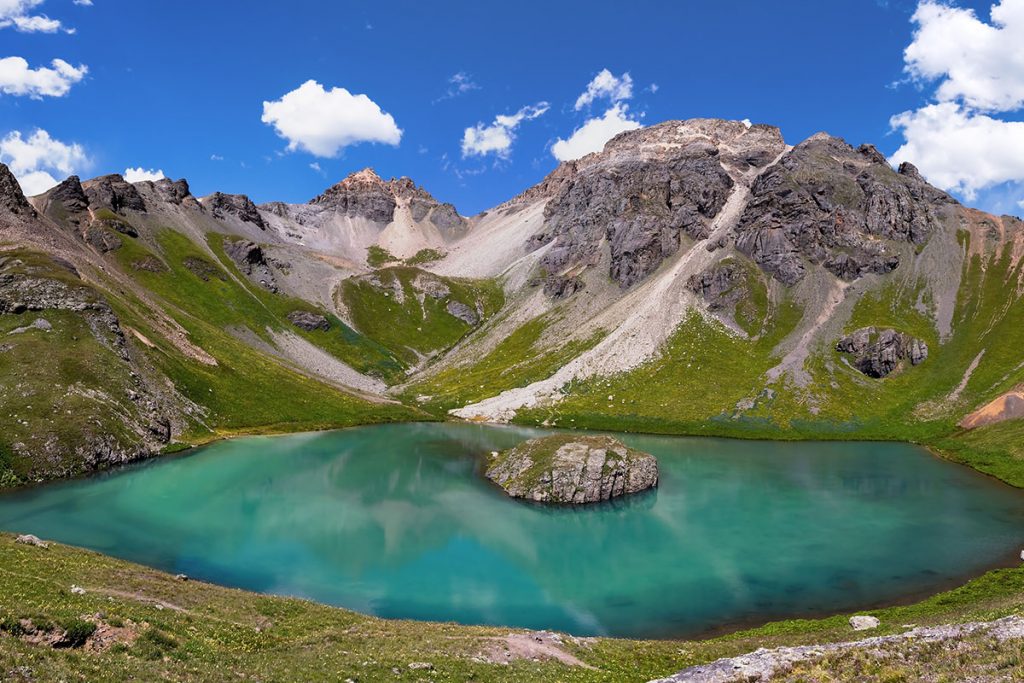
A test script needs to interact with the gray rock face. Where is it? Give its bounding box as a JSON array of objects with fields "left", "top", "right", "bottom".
[
  {"left": 836, "top": 326, "right": 928, "bottom": 378},
  {"left": 287, "top": 310, "right": 330, "bottom": 332},
  {"left": 151, "top": 178, "right": 193, "bottom": 206},
  {"left": 735, "top": 134, "right": 955, "bottom": 286},
  {"left": 310, "top": 168, "right": 397, "bottom": 223},
  {"left": 0, "top": 163, "right": 34, "bottom": 216},
  {"left": 446, "top": 300, "right": 479, "bottom": 325},
  {"left": 224, "top": 239, "right": 278, "bottom": 292},
  {"left": 428, "top": 202, "right": 468, "bottom": 237},
  {"left": 202, "top": 192, "right": 266, "bottom": 229},
  {"left": 485, "top": 434, "right": 659, "bottom": 504},
  {"left": 688, "top": 261, "right": 744, "bottom": 311},
  {"left": 525, "top": 120, "right": 786, "bottom": 289},
  {"left": 45, "top": 176, "right": 90, "bottom": 218},
  {"left": 83, "top": 174, "right": 146, "bottom": 214},
  {"left": 541, "top": 274, "right": 585, "bottom": 299}
]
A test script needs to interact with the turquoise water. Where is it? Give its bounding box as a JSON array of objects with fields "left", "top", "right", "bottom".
[{"left": 1, "top": 423, "right": 1023, "bottom": 638}]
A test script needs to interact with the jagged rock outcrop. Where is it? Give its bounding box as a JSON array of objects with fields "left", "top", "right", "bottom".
[
  {"left": 223, "top": 239, "right": 278, "bottom": 292},
  {"left": 310, "top": 168, "right": 397, "bottom": 223},
  {"left": 83, "top": 174, "right": 146, "bottom": 214},
  {"left": 526, "top": 120, "right": 786, "bottom": 288},
  {"left": 0, "top": 163, "right": 35, "bottom": 216},
  {"left": 202, "top": 192, "right": 266, "bottom": 229},
  {"left": 541, "top": 274, "right": 585, "bottom": 299},
  {"left": 735, "top": 134, "right": 955, "bottom": 286},
  {"left": 44, "top": 176, "right": 90, "bottom": 220},
  {"left": 485, "top": 434, "right": 659, "bottom": 504},
  {"left": 836, "top": 327, "right": 928, "bottom": 378},
  {"left": 287, "top": 310, "right": 330, "bottom": 332},
  {"left": 151, "top": 178, "right": 195, "bottom": 206}
]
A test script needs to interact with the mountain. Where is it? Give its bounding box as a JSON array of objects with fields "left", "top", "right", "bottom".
[{"left": 2, "top": 118, "right": 1023, "bottom": 487}]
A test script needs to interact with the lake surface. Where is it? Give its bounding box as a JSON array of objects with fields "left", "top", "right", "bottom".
[{"left": 2, "top": 423, "right": 1023, "bottom": 638}]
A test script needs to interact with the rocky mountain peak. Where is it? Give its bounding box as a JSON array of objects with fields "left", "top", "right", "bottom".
[
  {"left": 309, "top": 167, "right": 395, "bottom": 223},
  {"left": 201, "top": 192, "right": 266, "bottom": 229},
  {"left": 734, "top": 131, "right": 956, "bottom": 286},
  {"left": 0, "top": 163, "right": 35, "bottom": 217},
  {"left": 82, "top": 174, "right": 147, "bottom": 215},
  {"left": 525, "top": 118, "right": 787, "bottom": 288}
]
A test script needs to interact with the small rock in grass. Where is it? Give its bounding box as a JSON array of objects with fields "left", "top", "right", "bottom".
[
  {"left": 850, "top": 615, "right": 880, "bottom": 631},
  {"left": 408, "top": 662, "right": 434, "bottom": 670},
  {"left": 175, "top": 573, "right": 188, "bottom": 581},
  {"left": 15, "top": 534, "right": 48, "bottom": 548},
  {"left": 70, "top": 585, "right": 86, "bottom": 595}
]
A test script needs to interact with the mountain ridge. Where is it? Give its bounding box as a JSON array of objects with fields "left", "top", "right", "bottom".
[{"left": 2, "top": 117, "right": 1023, "bottom": 487}]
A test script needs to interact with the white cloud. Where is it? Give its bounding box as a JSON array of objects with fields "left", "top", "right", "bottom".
[
  {"left": 0, "top": 128, "right": 88, "bottom": 195},
  {"left": 891, "top": 0, "right": 1024, "bottom": 206},
  {"left": 461, "top": 102, "right": 549, "bottom": 158},
  {"left": 72, "top": 0, "right": 92, "bottom": 5},
  {"left": 309, "top": 161, "right": 323, "bottom": 173},
  {"left": 0, "top": 56, "right": 87, "bottom": 98},
  {"left": 261, "top": 79, "right": 402, "bottom": 157},
  {"left": 890, "top": 102, "right": 1024, "bottom": 199},
  {"left": 123, "top": 167, "right": 165, "bottom": 183},
  {"left": 436, "top": 71, "right": 479, "bottom": 102},
  {"left": 210, "top": 153, "right": 224, "bottom": 161},
  {"left": 0, "top": 0, "right": 64, "bottom": 32},
  {"left": 903, "top": 0, "right": 1024, "bottom": 112},
  {"left": 574, "top": 69, "right": 633, "bottom": 110},
  {"left": 551, "top": 102, "right": 642, "bottom": 161}
]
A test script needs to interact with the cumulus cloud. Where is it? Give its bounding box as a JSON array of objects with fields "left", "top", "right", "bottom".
[
  {"left": 461, "top": 102, "right": 549, "bottom": 158},
  {"left": 891, "top": 0, "right": 1024, "bottom": 204},
  {"left": 261, "top": 80, "right": 402, "bottom": 157},
  {"left": 574, "top": 69, "right": 633, "bottom": 110},
  {"left": 551, "top": 102, "right": 642, "bottom": 161},
  {"left": 72, "top": 0, "right": 92, "bottom": 5},
  {"left": 0, "top": 128, "right": 88, "bottom": 195},
  {"left": 0, "top": 0, "right": 64, "bottom": 32},
  {"left": 903, "top": 0, "right": 1024, "bottom": 112},
  {"left": 123, "top": 167, "right": 165, "bottom": 183},
  {"left": 0, "top": 57, "right": 87, "bottom": 98}
]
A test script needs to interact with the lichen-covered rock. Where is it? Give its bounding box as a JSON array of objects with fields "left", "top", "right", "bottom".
[
  {"left": 836, "top": 326, "right": 928, "bottom": 378},
  {"left": 485, "top": 434, "right": 658, "bottom": 504},
  {"left": 202, "top": 192, "right": 266, "bottom": 229},
  {"left": 287, "top": 310, "right": 330, "bottom": 332},
  {"left": 735, "top": 134, "right": 955, "bottom": 286}
]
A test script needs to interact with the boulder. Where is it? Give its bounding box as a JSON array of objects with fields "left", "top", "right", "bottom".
[
  {"left": 224, "top": 239, "right": 278, "bottom": 292},
  {"left": 202, "top": 192, "right": 266, "bottom": 229},
  {"left": 0, "top": 163, "right": 35, "bottom": 216},
  {"left": 446, "top": 300, "right": 479, "bottom": 325},
  {"left": 837, "top": 327, "right": 928, "bottom": 378},
  {"left": 15, "top": 534, "right": 48, "bottom": 548},
  {"left": 850, "top": 615, "right": 880, "bottom": 631},
  {"left": 485, "top": 434, "right": 659, "bottom": 504},
  {"left": 287, "top": 310, "right": 330, "bottom": 332}
]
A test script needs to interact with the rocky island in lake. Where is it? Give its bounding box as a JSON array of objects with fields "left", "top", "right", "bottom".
[{"left": 485, "top": 434, "right": 659, "bottom": 504}]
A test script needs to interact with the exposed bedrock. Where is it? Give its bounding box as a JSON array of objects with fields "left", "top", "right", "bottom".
[
  {"left": 734, "top": 134, "right": 955, "bottom": 286},
  {"left": 526, "top": 120, "right": 786, "bottom": 290},
  {"left": 202, "top": 192, "right": 266, "bottom": 229},
  {"left": 836, "top": 326, "right": 928, "bottom": 378},
  {"left": 485, "top": 435, "right": 659, "bottom": 504},
  {"left": 83, "top": 174, "right": 147, "bottom": 214},
  {"left": 224, "top": 239, "right": 279, "bottom": 293}
]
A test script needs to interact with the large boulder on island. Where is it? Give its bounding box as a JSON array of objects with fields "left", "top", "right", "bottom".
[{"left": 485, "top": 434, "right": 659, "bottom": 504}]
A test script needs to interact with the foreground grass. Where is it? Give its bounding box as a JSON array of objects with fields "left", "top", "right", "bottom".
[{"left": 2, "top": 533, "right": 1024, "bottom": 682}]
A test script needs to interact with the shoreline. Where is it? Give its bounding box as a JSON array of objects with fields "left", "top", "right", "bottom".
[{"left": 1, "top": 419, "right": 1022, "bottom": 645}]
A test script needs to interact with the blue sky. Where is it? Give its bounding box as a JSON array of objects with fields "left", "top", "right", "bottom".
[{"left": 2, "top": 0, "right": 1022, "bottom": 216}]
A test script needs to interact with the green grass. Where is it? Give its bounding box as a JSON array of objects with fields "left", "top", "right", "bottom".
[
  {"left": 340, "top": 266, "right": 504, "bottom": 365},
  {"left": 933, "top": 420, "right": 1024, "bottom": 488},
  {"left": 405, "top": 248, "right": 445, "bottom": 265},
  {"left": 404, "top": 313, "right": 606, "bottom": 414},
  {"left": 366, "top": 244, "right": 397, "bottom": 268}
]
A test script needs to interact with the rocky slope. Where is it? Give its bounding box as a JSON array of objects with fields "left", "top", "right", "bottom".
[{"left": 2, "top": 117, "right": 1023, "bottom": 487}]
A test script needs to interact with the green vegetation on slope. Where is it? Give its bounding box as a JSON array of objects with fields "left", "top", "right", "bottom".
[
  {"left": 403, "top": 312, "right": 606, "bottom": 414},
  {"left": 933, "top": 420, "right": 1024, "bottom": 488},
  {"left": 340, "top": 266, "right": 503, "bottom": 365}
]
